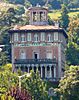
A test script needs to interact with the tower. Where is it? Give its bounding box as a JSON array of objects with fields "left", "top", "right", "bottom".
[
  {"left": 29, "top": 5, "right": 48, "bottom": 25},
  {"left": 9, "top": 5, "right": 68, "bottom": 81}
]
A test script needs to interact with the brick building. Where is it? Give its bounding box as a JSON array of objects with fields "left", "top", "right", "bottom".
[{"left": 9, "top": 6, "right": 68, "bottom": 80}]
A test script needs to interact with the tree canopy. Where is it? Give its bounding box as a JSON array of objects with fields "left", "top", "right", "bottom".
[{"left": 57, "top": 65, "right": 79, "bottom": 100}]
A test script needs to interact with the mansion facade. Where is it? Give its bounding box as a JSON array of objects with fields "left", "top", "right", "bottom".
[{"left": 9, "top": 6, "right": 68, "bottom": 81}]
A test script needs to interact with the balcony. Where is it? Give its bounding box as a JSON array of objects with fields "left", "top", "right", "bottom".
[{"left": 14, "top": 58, "right": 57, "bottom": 65}]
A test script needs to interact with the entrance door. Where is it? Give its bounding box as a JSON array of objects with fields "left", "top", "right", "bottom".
[
  {"left": 35, "top": 53, "right": 37, "bottom": 59},
  {"left": 34, "top": 52, "right": 39, "bottom": 59}
]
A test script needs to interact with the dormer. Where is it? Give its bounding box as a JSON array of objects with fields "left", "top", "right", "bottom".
[{"left": 28, "top": 5, "right": 48, "bottom": 25}]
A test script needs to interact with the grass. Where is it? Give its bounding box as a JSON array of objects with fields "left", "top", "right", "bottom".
[
  {"left": 48, "top": 11, "right": 61, "bottom": 20},
  {"left": 68, "top": 12, "right": 79, "bottom": 17},
  {"left": 48, "top": 10, "right": 79, "bottom": 20}
]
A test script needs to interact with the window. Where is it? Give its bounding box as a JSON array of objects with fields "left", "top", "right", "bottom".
[
  {"left": 21, "top": 34, "right": 25, "bottom": 42},
  {"left": 14, "top": 33, "right": 18, "bottom": 41},
  {"left": 34, "top": 52, "right": 39, "bottom": 59},
  {"left": 46, "top": 52, "right": 52, "bottom": 59},
  {"left": 41, "top": 32, "right": 45, "bottom": 41},
  {"left": 47, "top": 34, "right": 51, "bottom": 42},
  {"left": 27, "top": 33, "right": 31, "bottom": 41},
  {"left": 34, "top": 33, "right": 39, "bottom": 42},
  {"left": 20, "top": 50, "right": 26, "bottom": 59},
  {"left": 54, "top": 32, "right": 58, "bottom": 41},
  {"left": 33, "top": 12, "right": 37, "bottom": 22}
]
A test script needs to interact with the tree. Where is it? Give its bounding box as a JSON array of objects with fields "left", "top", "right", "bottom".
[
  {"left": 66, "top": 15, "right": 79, "bottom": 65},
  {"left": 60, "top": 4, "right": 69, "bottom": 30},
  {"left": 0, "top": 6, "right": 29, "bottom": 63},
  {"left": 0, "top": 52, "right": 8, "bottom": 65},
  {"left": 8, "top": 86, "right": 32, "bottom": 100},
  {"left": 57, "top": 66, "right": 79, "bottom": 100},
  {"left": 22, "top": 71, "right": 48, "bottom": 100},
  {"left": 0, "top": 70, "right": 18, "bottom": 95},
  {"left": 66, "top": 42, "right": 79, "bottom": 65}
]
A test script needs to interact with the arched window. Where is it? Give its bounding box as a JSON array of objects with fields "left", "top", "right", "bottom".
[
  {"left": 46, "top": 52, "right": 52, "bottom": 59},
  {"left": 20, "top": 50, "right": 26, "bottom": 59},
  {"left": 41, "top": 32, "right": 45, "bottom": 41},
  {"left": 21, "top": 34, "right": 25, "bottom": 42},
  {"left": 27, "top": 33, "right": 31, "bottom": 41},
  {"left": 34, "top": 33, "right": 39, "bottom": 42},
  {"left": 54, "top": 32, "right": 58, "bottom": 41},
  {"left": 14, "top": 33, "right": 18, "bottom": 41},
  {"left": 47, "top": 34, "right": 51, "bottom": 42}
]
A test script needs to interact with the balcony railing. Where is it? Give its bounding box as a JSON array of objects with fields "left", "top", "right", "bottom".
[{"left": 14, "top": 58, "right": 57, "bottom": 64}]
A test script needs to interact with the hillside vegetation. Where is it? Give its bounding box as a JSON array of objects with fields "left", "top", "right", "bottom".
[{"left": 48, "top": 10, "right": 79, "bottom": 20}]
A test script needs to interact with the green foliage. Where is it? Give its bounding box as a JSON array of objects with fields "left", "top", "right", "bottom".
[
  {"left": 0, "top": 3, "right": 29, "bottom": 63},
  {"left": 66, "top": 15, "right": 79, "bottom": 65},
  {"left": 0, "top": 52, "right": 8, "bottom": 65},
  {"left": 0, "top": 70, "right": 18, "bottom": 95},
  {"left": 2, "top": 0, "right": 79, "bottom": 9},
  {"left": 0, "top": 64, "right": 18, "bottom": 96},
  {"left": 57, "top": 66, "right": 79, "bottom": 100},
  {"left": 22, "top": 70, "right": 48, "bottom": 100},
  {"left": 8, "top": 86, "right": 32, "bottom": 100},
  {"left": 60, "top": 4, "right": 69, "bottom": 29},
  {"left": 0, "top": 94, "right": 15, "bottom": 100},
  {"left": 66, "top": 42, "right": 79, "bottom": 65}
]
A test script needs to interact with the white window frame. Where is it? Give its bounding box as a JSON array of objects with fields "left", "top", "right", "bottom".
[
  {"left": 27, "top": 33, "right": 31, "bottom": 41},
  {"left": 41, "top": 32, "right": 45, "bottom": 41},
  {"left": 14, "top": 33, "right": 18, "bottom": 41},
  {"left": 20, "top": 50, "right": 26, "bottom": 59},
  {"left": 21, "top": 34, "right": 25, "bottom": 42},
  {"left": 47, "top": 34, "right": 51, "bottom": 42},
  {"left": 34, "top": 33, "right": 39, "bottom": 42},
  {"left": 46, "top": 52, "right": 52, "bottom": 59},
  {"left": 54, "top": 32, "right": 58, "bottom": 41}
]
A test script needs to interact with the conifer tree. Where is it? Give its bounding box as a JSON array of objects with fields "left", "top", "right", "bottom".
[{"left": 60, "top": 4, "right": 69, "bottom": 30}]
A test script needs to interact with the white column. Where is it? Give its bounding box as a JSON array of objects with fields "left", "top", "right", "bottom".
[
  {"left": 49, "top": 66, "right": 52, "bottom": 78},
  {"left": 32, "top": 11, "right": 33, "bottom": 24},
  {"left": 36, "top": 67, "right": 38, "bottom": 71},
  {"left": 41, "top": 66, "right": 43, "bottom": 78},
  {"left": 32, "top": 66, "right": 34, "bottom": 71},
  {"left": 36, "top": 64, "right": 38, "bottom": 71},
  {"left": 12, "top": 44, "right": 15, "bottom": 72},
  {"left": 54, "top": 67, "right": 56, "bottom": 78},
  {"left": 45, "top": 66, "right": 47, "bottom": 78}
]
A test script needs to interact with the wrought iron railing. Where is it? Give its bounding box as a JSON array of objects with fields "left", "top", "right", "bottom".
[{"left": 14, "top": 58, "right": 57, "bottom": 64}]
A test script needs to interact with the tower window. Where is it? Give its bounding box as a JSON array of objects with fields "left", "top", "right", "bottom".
[
  {"left": 14, "top": 33, "right": 18, "bottom": 41},
  {"left": 33, "top": 12, "right": 37, "bottom": 22},
  {"left": 46, "top": 52, "right": 52, "bottom": 59},
  {"left": 21, "top": 34, "right": 25, "bottom": 42},
  {"left": 20, "top": 50, "right": 26, "bottom": 59},
  {"left": 41, "top": 32, "right": 45, "bottom": 41},
  {"left": 54, "top": 32, "right": 58, "bottom": 41},
  {"left": 47, "top": 34, "right": 51, "bottom": 42},
  {"left": 27, "top": 33, "right": 31, "bottom": 41},
  {"left": 34, "top": 33, "right": 39, "bottom": 42}
]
